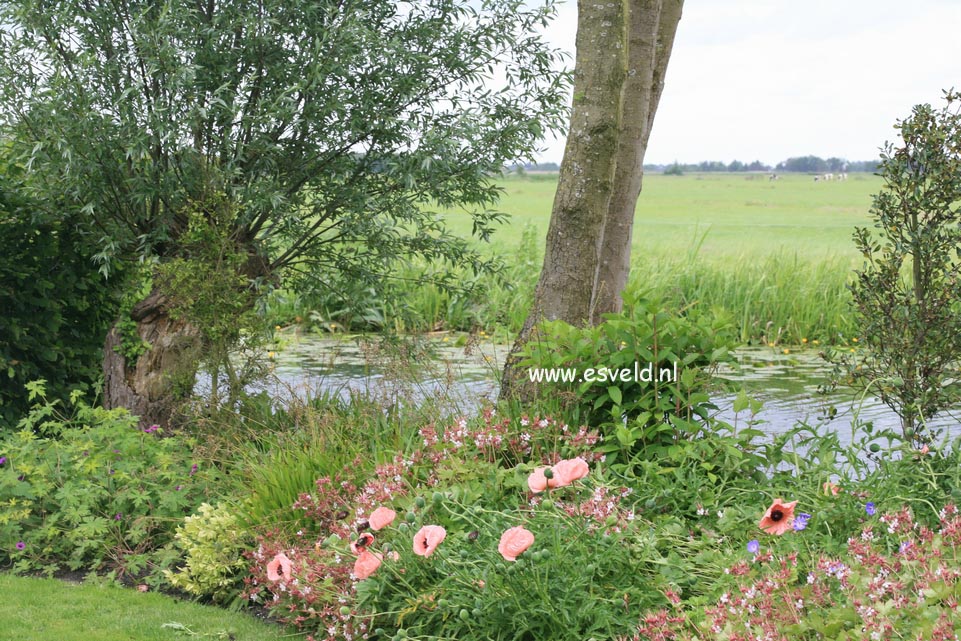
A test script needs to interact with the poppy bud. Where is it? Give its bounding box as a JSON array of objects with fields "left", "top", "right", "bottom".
[{"left": 543, "top": 467, "right": 554, "bottom": 479}]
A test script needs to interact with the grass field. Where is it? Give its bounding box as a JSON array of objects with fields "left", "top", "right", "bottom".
[
  {"left": 444, "top": 172, "right": 880, "bottom": 259},
  {"left": 269, "top": 172, "right": 884, "bottom": 344},
  {"left": 0, "top": 575, "right": 288, "bottom": 641}
]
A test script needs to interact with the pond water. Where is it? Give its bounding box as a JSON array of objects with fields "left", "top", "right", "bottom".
[{"left": 254, "top": 333, "right": 961, "bottom": 442}]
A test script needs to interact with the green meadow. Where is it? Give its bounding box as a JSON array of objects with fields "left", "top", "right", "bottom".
[
  {"left": 446, "top": 172, "right": 879, "bottom": 258},
  {"left": 270, "top": 172, "right": 883, "bottom": 344}
]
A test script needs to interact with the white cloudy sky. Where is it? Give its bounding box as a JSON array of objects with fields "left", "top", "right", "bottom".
[{"left": 536, "top": 0, "right": 961, "bottom": 165}]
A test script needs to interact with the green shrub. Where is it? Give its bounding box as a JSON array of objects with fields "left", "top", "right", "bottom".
[
  {"left": 518, "top": 292, "right": 737, "bottom": 466},
  {"left": 165, "top": 502, "right": 250, "bottom": 606},
  {"left": 0, "top": 161, "right": 120, "bottom": 431},
  {"left": 848, "top": 90, "right": 961, "bottom": 442},
  {"left": 0, "top": 382, "right": 220, "bottom": 581}
]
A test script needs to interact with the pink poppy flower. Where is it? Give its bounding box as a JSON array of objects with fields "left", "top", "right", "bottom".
[
  {"left": 551, "top": 457, "right": 589, "bottom": 487},
  {"left": 759, "top": 498, "right": 798, "bottom": 536},
  {"left": 413, "top": 525, "right": 447, "bottom": 557},
  {"left": 353, "top": 549, "right": 383, "bottom": 580},
  {"left": 527, "top": 466, "right": 551, "bottom": 493},
  {"left": 822, "top": 482, "right": 841, "bottom": 496},
  {"left": 266, "top": 552, "right": 292, "bottom": 582},
  {"left": 498, "top": 526, "right": 535, "bottom": 562},
  {"left": 369, "top": 506, "right": 397, "bottom": 531},
  {"left": 350, "top": 532, "right": 375, "bottom": 554}
]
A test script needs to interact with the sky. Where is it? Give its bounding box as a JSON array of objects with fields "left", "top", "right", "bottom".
[{"left": 536, "top": 0, "right": 961, "bottom": 165}]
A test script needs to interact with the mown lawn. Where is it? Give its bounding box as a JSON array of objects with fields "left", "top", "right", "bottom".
[{"left": 0, "top": 574, "right": 291, "bottom": 641}]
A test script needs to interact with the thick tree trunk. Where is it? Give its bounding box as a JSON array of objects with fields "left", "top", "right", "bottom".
[
  {"left": 499, "top": 0, "right": 626, "bottom": 398},
  {"left": 592, "top": 0, "right": 683, "bottom": 320},
  {"left": 500, "top": 0, "right": 684, "bottom": 399},
  {"left": 103, "top": 289, "right": 201, "bottom": 428}
]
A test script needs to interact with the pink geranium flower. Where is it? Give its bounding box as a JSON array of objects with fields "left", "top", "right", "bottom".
[
  {"left": 266, "top": 552, "right": 292, "bottom": 582},
  {"left": 759, "top": 498, "right": 798, "bottom": 536},
  {"left": 498, "top": 526, "right": 535, "bottom": 562},
  {"left": 369, "top": 506, "right": 397, "bottom": 531},
  {"left": 353, "top": 549, "right": 383, "bottom": 580},
  {"left": 413, "top": 525, "right": 447, "bottom": 557}
]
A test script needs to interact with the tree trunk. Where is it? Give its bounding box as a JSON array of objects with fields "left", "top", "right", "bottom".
[
  {"left": 499, "top": 0, "right": 626, "bottom": 398},
  {"left": 500, "top": 0, "right": 684, "bottom": 399},
  {"left": 102, "top": 288, "right": 201, "bottom": 428},
  {"left": 592, "top": 0, "right": 683, "bottom": 320}
]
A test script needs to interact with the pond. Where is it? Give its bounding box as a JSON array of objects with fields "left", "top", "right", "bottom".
[{"left": 253, "top": 333, "right": 961, "bottom": 443}]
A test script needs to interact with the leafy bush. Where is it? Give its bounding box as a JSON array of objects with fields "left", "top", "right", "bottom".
[
  {"left": 165, "top": 502, "right": 250, "bottom": 606},
  {"left": 0, "top": 383, "right": 220, "bottom": 581},
  {"left": 518, "top": 293, "right": 736, "bottom": 466},
  {"left": 0, "top": 162, "right": 120, "bottom": 431},
  {"left": 848, "top": 90, "right": 961, "bottom": 442}
]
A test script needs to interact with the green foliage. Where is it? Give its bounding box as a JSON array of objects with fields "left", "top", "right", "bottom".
[
  {"left": 356, "top": 473, "right": 668, "bottom": 641},
  {"left": 630, "top": 504, "right": 961, "bottom": 640},
  {"left": 156, "top": 195, "right": 270, "bottom": 406},
  {"left": 0, "top": 0, "right": 569, "bottom": 323},
  {"left": 518, "top": 293, "right": 737, "bottom": 465},
  {"left": 0, "top": 383, "right": 220, "bottom": 580},
  {"left": 113, "top": 273, "right": 153, "bottom": 364},
  {"left": 165, "top": 502, "right": 250, "bottom": 607},
  {"left": 0, "top": 161, "right": 119, "bottom": 431},
  {"left": 848, "top": 90, "right": 961, "bottom": 441}
]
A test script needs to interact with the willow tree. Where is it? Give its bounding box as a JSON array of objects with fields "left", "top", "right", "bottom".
[
  {"left": 501, "top": 0, "right": 683, "bottom": 397},
  {"left": 0, "top": 0, "right": 568, "bottom": 426}
]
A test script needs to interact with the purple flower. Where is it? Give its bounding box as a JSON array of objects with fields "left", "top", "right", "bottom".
[
  {"left": 900, "top": 540, "right": 913, "bottom": 553},
  {"left": 793, "top": 513, "right": 812, "bottom": 531},
  {"left": 15, "top": 541, "right": 25, "bottom": 551},
  {"left": 114, "top": 513, "right": 123, "bottom": 521},
  {"left": 189, "top": 464, "right": 198, "bottom": 476},
  {"left": 175, "top": 485, "right": 182, "bottom": 491},
  {"left": 747, "top": 539, "right": 760, "bottom": 554},
  {"left": 16, "top": 475, "right": 24, "bottom": 482},
  {"left": 0, "top": 456, "right": 6, "bottom": 466},
  {"left": 865, "top": 502, "right": 876, "bottom": 516},
  {"left": 143, "top": 424, "right": 160, "bottom": 434}
]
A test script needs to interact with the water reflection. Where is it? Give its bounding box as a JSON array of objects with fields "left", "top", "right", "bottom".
[{"left": 252, "top": 335, "right": 961, "bottom": 440}]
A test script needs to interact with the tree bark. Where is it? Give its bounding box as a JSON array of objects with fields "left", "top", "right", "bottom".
[
  {"left": 500, "top": 0, "right": 684, "bottom": 399},
  {"left": 592, "top": 0, "right": 683, "bottom": 320},
  {"left": 103, "top": 288, "right": 201, "bottom": 428},
  {"left": 499, "top": 0, "right": 626, "bottom": 398}
]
